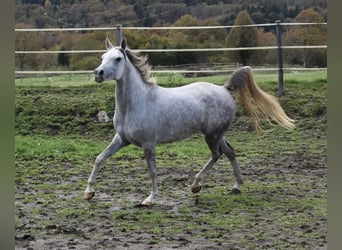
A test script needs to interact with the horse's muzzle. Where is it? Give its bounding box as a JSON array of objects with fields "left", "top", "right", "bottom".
[
  {"left": 94, "top": 75, "right": 104, "bottom": 83},
  {"left": 94, "top": 69, "right": 105, "bottom": 83}
]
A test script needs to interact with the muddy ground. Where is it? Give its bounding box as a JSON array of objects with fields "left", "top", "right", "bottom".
[{"left": 15, "top": 149, "right": 326, "bottom": 249}]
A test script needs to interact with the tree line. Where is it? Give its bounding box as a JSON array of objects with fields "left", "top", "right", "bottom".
[
  {"left": 16, "top": 0, "right": 327, "bottom": 28},
  {"left": 15, "top": 8, "right": 327, "bottom": 71}
]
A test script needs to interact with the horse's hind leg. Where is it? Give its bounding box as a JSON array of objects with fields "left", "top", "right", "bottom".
[
  {"left": 191, "top": 135, "right": 223, "bottom": 193},
  {"left": 84, "top": 133, "right": 129, "bottom": 200},
  {"left": 218, "top": 138, "right": 244, "bottom": 194}
]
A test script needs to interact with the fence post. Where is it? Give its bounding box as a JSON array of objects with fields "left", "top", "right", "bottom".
[
  {"left": 275, "top": 20, "right": 284, "bottom": 96},
  {"left": 116, "top": 24, "right": 122, "bottom": 46}
]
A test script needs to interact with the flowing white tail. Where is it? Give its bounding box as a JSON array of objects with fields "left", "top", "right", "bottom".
[{"left": 226, "top": 66, "right": 295, "bottom": 131}]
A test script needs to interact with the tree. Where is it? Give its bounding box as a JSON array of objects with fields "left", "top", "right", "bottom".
[
  {"left": 68, "top": 33, "right": 104, "bottom": 70},
  {"left": 171, "top": 15, "right": 201, "bottom": 65},
  {"left": 283, "top": 8, "right": 327, "bottom": 67},
  {"left": 57, "top": 47, "right": 69, "bottom": 67},
  {"left": 257, "top": 28, "right": 277, "bottom": 64},
  {"left": 225, "top": 10, "right": 260, "bottom": 65},
  {"left": 15, "top": 23, "right": 43, "bottom": 69},
  {"left": 173, "top": 14, "right": 199, "bottom": 38},
  {"left": 133, "top": 3, "right": 155, "bottom": 26}
]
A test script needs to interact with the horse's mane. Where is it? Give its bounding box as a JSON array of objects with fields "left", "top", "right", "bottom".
[{"left": 124, "top": 48, "right": 156, "bottom": 85}]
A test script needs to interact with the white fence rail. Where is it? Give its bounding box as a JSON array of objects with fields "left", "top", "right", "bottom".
[
  {"left": 14, "top": 45, "right": 327, "bottom": 54},
  {"left": 14, "top": 22, "right": 327, "bottom": 32}
]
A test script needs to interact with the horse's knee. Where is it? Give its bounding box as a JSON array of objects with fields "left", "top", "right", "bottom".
[{"left": 95, "top": 156, "right": 104, "bottom": 165}]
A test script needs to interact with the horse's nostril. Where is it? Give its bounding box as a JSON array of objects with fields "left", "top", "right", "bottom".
[{"left": 94, "top": 69, "right": 104, "bottom": 76}]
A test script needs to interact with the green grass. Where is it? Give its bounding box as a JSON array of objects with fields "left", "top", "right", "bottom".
[
  {"left": 15, "top": 135, "right": 106, "bottom": 161},
  {"left": 15, "top": 69, "right": 327, "bottom": 87},
  {"left": 15, "top": 73, "right": 96, "bottom": 87}
]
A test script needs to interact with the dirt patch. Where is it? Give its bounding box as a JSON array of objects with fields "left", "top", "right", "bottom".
[{"left": 15, "top": 150, "right": 327, "bottom": 249}]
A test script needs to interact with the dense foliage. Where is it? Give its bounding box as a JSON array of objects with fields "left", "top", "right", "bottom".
[
  {"left": 15, "top": 0, "right": 327, "bottom": 70},
  {"left": 15, "top": 0, "right": 327, "bottom": 28},
  {"left": 225, "top": 10, "right": 260, "bottom": 65}
]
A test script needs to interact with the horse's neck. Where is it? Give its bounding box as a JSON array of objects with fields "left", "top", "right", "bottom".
[{"left": 115, "top": 62, "right": 149, "bottom": 114}]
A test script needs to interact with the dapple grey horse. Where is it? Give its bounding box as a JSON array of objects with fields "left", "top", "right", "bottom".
[{"left": 84, "top": 37, "right": 294, "bottom": 206}]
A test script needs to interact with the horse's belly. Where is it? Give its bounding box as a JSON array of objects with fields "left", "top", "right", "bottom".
[
  {"left": 154, "top": 100, "right": 209, "bottom": 143},
  {"left": 156, "top": 118, "right": 202, "bottom": 143}
]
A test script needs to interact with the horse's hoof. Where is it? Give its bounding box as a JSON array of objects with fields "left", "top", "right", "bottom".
[
  {"left": 231, "top": 188, "right": 241, "bottom": 194},
  {"left": 191, "top": 185, "right": 202, "bottom": 193},
  {"left": 84, "top": 191, "right": 95, "bottom": 200},
  {"left": 141, "top": 200, "right": 153, "bottom": 207}
]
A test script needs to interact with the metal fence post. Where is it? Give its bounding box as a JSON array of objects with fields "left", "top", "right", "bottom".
[
  {"left": 276, "top": 20, "right": 284, "bottom": 96},
  {"left": 116, "top": 24, "right": 122, "bottom": 46}
]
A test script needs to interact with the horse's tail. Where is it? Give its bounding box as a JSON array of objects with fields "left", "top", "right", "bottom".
[{"left": 225, "top": 66, "right": 295, "bottom": 132}]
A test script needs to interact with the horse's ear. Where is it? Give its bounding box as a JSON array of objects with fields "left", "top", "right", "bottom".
[
  {"left": 105, "top": 36, "right": 114, "bottom": 50},
  {"left": 121, "top": 37, "right": 127, "bottom": 51}
]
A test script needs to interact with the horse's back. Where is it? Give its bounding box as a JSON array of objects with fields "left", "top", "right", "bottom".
[{"left": 164, "top": 81, "right": 236, "bottom": 115}]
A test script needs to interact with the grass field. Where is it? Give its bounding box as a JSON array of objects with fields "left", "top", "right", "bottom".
[
  {"left": 15, "top": 70, "right": 327, "bottom": 249},
  {"left": 15, "top": 69, "right": 327, "bottom": 87}
]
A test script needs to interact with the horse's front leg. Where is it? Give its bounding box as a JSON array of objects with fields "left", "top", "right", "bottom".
[
  {"left": 141, "top": 143, "right": 158, "bottom": 206},
  {"left": 84, "top": 133, "right": 129, "bottom": 200}
]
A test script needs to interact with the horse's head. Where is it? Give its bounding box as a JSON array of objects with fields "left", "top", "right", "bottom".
[{"left": 94, "top": 37, "right": 127, "bottom": 83}]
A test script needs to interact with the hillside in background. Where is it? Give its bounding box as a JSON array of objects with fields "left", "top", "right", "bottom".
[
  {"left": 16, "top": 0, "right": 327, "bottom": 28},
  {"left": 15, "top": 0, "right": 327, "bottom": 71}
]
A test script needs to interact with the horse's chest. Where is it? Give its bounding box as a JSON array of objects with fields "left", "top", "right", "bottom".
[{"left": 114, "top": 112, "right": 147, "bottom": 144}]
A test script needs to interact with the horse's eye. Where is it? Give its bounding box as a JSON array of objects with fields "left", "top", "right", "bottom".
[{"left": 115, "top": 57, "right": 122, "bottom": 62}]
